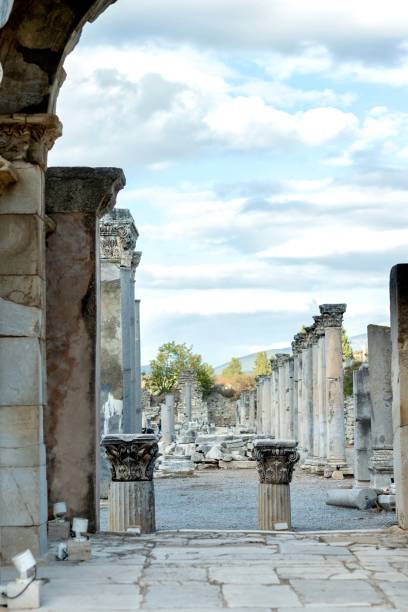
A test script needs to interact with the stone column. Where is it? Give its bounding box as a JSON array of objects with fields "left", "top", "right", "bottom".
[
  {"left": 255, "top": 377, "right": 263, "bottom": 432},
  {"left": 291, "top": 347, "right": 299, "bottom": 441},
  {"left": 300, "top": 331, "right": 314, "bottom": 464},
  {"left": 185, "top": 381, "right": 192, "bottom": 422},
  {"left": 134, "top": 299, "right": 142, "bottom": 432},
  {"left": 101, "top": 434, "right": 160, "bottom": 533},
  {"left": 99, "top": 210, "right": 141, "bottom": 490},
  {"left": 313, "top": 315, "right": 327, "bottom": 474},
  {"left": 0, "top": 113, "right": 61, "bottom": 561},
  {"left": 45, "top": 167, "right": 125, "bottom": 532},
  {"left": 254, "top": 439, "right": 300, "bottom": 529},
  {"left": 367, "top": 324, "right": 393, "bottom": 489},
  {"left": 320, "top": 304, "right": 347, "bottom": 474},
  {"left": 276, "top": 355, "right": 289, "bottom": 438},
  {"left": 353, "top": 364, "right": 372, "bottom": 485},
  {"left": 271, "top": 362, "right": 280, "bottom": 438},
  {"left": 161, "top": 394, "right": 175, "bottom": 447},
  {"left": 249, "top": 390, "right": 256, "bottom": 430},
  {"left": 287, "top": 357, "right": 295, "bottom": 439},
  {"left": 310, "top": 325, "right": 320, "bottom": 469},
  {"left": 390, "top": 265, "right": 408, "bottom": 528},
  {"left": 263, "top": 376, "right": 272, "bottom": 434}
]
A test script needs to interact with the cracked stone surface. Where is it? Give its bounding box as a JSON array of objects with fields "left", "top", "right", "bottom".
[{"left": 1, "top": 528, "right": 408, "bottom": 610}]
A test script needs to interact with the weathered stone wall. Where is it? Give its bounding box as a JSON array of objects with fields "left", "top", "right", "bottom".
[
  {"left": 207, "top": 390, "right": 237, "bottom": 427},
  {"left": 344, "top": 396, "right": 355, "bottom": 446},
  {"left": 175, "top": 370, "right": 208, "bottom": 423}
]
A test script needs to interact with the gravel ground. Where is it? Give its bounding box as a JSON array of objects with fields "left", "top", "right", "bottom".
[{"left": 101, "top": 468, "right": 397, "bottom": 532}]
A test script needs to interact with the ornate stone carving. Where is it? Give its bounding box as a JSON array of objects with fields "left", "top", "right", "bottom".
[
  {"left": 0, "top": 155, "right": 17, "bottom": 194},
  {"left": 253, "top": 439, "right": 300, "bottom": 484},
  {"left": 319, "top": 303, "right": 347, "bottom": 328},
  {"left": 292, "top": 332, "right": 307, "bottom": 354},
  {"left": 100, "top": 209, "right": 139, "bottom": 265},
  {"left": 0, "top": 114, "right": 61, "bottom": 169},
  {"left": 101, "top": 434, "right": 160, "bottom": 482}
]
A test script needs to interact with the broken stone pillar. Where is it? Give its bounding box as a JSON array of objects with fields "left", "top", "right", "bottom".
[
  {"left": 263, "top": 375, "right": 272, "bottom": 434},
  {"left": 255, "top": 376, "right": 263, "bottom": 432},
  {"left": 353, "top": 364, "right": 372, "bottom": 485},
  {"left": 101, "top": 434, "right": 160, "bottom": 533},
  {"left": 45, "top": 167, "right": 125, "bottom": 532},
  {"left": 254, "top": 439, "right": 299, "bottom": 529},
  {"left": 249, "top": 390, "right": 256, "bottom": 430},
  {"left": 134, "top": 299, "right": 142, "bottom": 432},
  {"left": 300, "top": 332, "right": 314, "bottom": 463},
  {"left": 390, "top": 265, "right": 408, "bottom": 528},
  {"left": 367, "top": 324, "right": 393, "bottom": 490},
  {"left": 0, "top": 113, "right": 61, "bottom": 561},
  {"left": 320, "top": 304, "right": 347, "bottom": 474},
  {"left": 161, "top": 394, "right": 175, "bottom": 447},
  {"left": 100, "top": 210, "right": 141, "bottom": 434}
]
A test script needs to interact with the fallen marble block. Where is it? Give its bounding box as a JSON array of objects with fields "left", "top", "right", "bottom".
[
  {"left": 326, "top": 487, "right": 378, "bottom": 510},
  {"left": 378, "top": 494, "right": 396, "bottom": 511}
]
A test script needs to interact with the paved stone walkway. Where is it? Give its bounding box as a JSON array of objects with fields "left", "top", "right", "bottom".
[{"left": 2, "top": 528, "right": 408, "bottom": 610}]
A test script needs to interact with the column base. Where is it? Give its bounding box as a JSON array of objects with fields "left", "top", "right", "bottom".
[
  {"left": 258, "top": 483, "right": 291, "bottom": 530},
  {"left": 109, "top": 481, "right": 155, "bottom": 534}
]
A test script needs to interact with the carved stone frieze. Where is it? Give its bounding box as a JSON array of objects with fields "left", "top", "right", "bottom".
[
  {"left": 319, "top": 303, "right": 347, "bottom": 328},
  {"left": 100, "top": 209, "right": 139, "bottom": 265},
  {"left": 101, "top": 434, "right": 160, "bottom": 482},
  {"left": 0, "top": 114, "right": 61, "bottom": 169},
  {"left": 253, "top": 439, "right": 300, "bottom": 485}
]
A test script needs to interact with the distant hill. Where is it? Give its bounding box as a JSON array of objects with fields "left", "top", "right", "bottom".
[{"left": 214, "top": 333, "right": 367, "bottom": 374}]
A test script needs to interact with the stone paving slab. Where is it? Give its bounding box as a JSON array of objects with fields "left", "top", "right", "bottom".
[{"left": 2, "top": 529, "right": 408, "bottom": 610}]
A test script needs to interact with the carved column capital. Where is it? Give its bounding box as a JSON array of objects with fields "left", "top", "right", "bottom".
[
  {"left": 0, "top": 113, "right": 62, "bottom": 169},
  {"left": 253, "top": 439, "right": 299, "bottom": 484},
  {"left": 100, "top": 209, "right": 139, "bottom": 265},
  {"left": 275, "top": 353, "right": 290, "bottom": 367},
  {"left": 319, "top": 303, "right": 347, "bottom": 328},
  {"left": 101, "top": 434, "right": 160, "bottom": 482}
]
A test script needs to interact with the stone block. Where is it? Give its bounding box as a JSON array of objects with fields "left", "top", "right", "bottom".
[
  {"left": 223, "top": 584, "right": 301, "bottom": 608},
  {"left": 0, "top": 464, "right": 47, "bottom": 526},
  {"left": 378, "top": 494, "right": 396, "bottom": 511},
  {"left": 48, "top": 520, "right": 71, "bottom": 541},
  {"left": 0, "top": 441, "right": 45, "bottom": 468},
  {"left": 0, "top": 297, "right": 42, "bottom": 337},
  {"left": 67, "top": 539, "right": 92, "bottom": 561},
  {"left": 0, "top": 161, "right": 43, "bottom": 214},
  {"left": 5, "top": 578, "right": 42, "bottom": 609},
  {"left": 0, "top": 214, "right": 44, "bottom": 276},
  {"left": 0, "top": 275, "right": 44, "bottom": 309},
  {"left": 0, "top": 405, "right": 43, "bottom": 447},
  {"left": 290, "top": 579, "right": 384, "bottom": 606},
  {"left": 144, "top": 583, "right": 221, "bottom": 609},
  {"left": 0, "top": 524, "right": 47, "bottom": 563},
  {"left": 0, "top": 338, "right": 43, "bottom": 406},
  {"left": 377, "top": 581, "right": 408, "bottom": 608}
]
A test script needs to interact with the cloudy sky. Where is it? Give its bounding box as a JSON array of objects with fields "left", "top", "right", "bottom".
[{"left": 49, "top": 0, "right": 408, "bottom": 366}]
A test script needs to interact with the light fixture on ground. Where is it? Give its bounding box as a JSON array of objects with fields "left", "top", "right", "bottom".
[
  {"left": 0, "top": 549, "right": 41, "bottom": 609},
  {"left": 72, "top": 517, "right": 88, "bottom": 541},
  {"left": 53, "top": 501, "right": 67, "bottom": 521}
]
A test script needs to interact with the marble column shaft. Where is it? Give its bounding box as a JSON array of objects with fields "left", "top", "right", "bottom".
[
  {"left": 272, "top": 364, "right": 280, "bottom": 438},
  {"left": 287, "top": 358, "right": 295, "bottom": 439},
  {"left": 317, "top": 334, "right": 327, "bottom": 463},
  {"left": 320, "top": 304, "right": 347, "bottom": 469},
  {"left": 311, "top": 333, "right": 320, "bottom": 462},
  {"left": 0, "top": 113, "right": 61, "bottom": 561},
  {"left": 301, "top": 342, "right": 314, "bottom": 461},
  {"left": 353, "top": 364, "right": 372, "bottom": 484},
  {"left": 120, "top": 265, "right": 137, "bottom": 433},
  {"left": 367, "top": 324, "right": 393, "bottom": 489},
  {"left": 45, "top": 166, "right": 125, "bottom": 532},
  {"left": 134, "top": 299, "right": 142, "bottom": 432},
  {"left": 161, "top": 393, "right": 175, "bottom": 446},
  {"left": 390, "top": 265, "right": 408, "bottom": 528}
]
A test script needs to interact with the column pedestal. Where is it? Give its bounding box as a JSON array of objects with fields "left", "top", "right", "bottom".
[
  {"left": 254, "top": 439, "right": 299, "bottom": 530},
  {"left": 101, "top": 434, "right": 160, "bottom": 534}
]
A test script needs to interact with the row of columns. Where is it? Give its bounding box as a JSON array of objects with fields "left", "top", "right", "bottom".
[{"left": 255, "top": 304, "right": 347, "bottom": 476}]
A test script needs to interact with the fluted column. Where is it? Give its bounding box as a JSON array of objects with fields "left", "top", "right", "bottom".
[
  {"left": 320, "top": 304, "right": 347, "bottom": 474},
  {"left": 254, "top": 439, "right": 300, "bottom": 529},
  {"left": 101, "top": 433, "right": 160, "bottom": 533}
]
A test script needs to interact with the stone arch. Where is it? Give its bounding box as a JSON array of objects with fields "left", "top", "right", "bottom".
[{"left": 0, "top": 0, "right": 116, "bottom": 114}]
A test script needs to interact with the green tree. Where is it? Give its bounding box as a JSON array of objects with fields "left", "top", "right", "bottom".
[
  {"left": 146, "top": 341, "right": 215, "bottom": 397},
  {"left": 342, "top": 327, "right": 354, "bottom": 362},
  {"left": 222, "top": 357, "right": 242, "bottom": 378},
  {"left": 253, "top": 351, "right": 272, "bottom": 376}
]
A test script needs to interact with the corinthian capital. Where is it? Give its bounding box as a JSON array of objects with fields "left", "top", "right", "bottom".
[
  {"left": 319, "top": 303, "right": 347, "bottom": 328},
  {"left": 101, "top": 434, "right": 160, "bottom": 482},
  {"left": 253, "top": 439, "right": 299, "bottom": 484},
  {"left": 0, "top": 113, "right": 61, "bottom": 169},
  {"left": 100, "top": 208, "right": 139, "bottom": 265}
]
